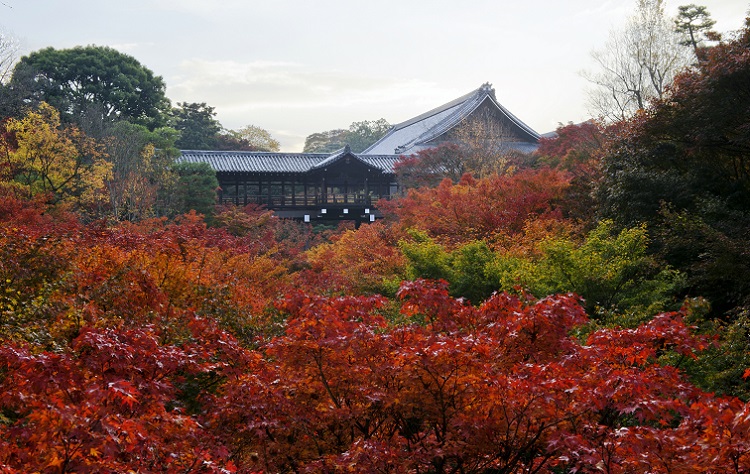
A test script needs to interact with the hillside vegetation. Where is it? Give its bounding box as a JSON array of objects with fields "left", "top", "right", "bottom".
[{"left": 0, "top": 18, "right": 749, "bottom": 474}]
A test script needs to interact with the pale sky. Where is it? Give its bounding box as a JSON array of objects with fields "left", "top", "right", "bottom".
[{"left": 1, "top": 0, "right": 748, "bottom": 151}]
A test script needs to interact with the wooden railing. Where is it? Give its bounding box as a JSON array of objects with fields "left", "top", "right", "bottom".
[{"left": 219, "top": 193, "right": 391, "bottom": 207}]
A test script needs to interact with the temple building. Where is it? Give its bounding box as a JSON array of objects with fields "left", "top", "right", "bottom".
[
  {"left": 364, "top": 82, "right": 540, "bottom": 155},
  {"left": 178, "top": 83, "right": 540, "bottom": 222},
  {"left": 179, "top": 146, "right": 399, "bottom": 222}
]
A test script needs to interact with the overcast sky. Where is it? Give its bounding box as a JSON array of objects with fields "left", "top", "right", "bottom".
[{"left": 2, "top": 0, "right": 748, "bottom": 151}]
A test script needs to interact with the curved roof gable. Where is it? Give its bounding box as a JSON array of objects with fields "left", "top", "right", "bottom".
[
  {"left": 363, "top": 83, "right": 540, "bottom": 155},
  {"left": 309, "top": 146, "right": 353, "bottom": 170}
]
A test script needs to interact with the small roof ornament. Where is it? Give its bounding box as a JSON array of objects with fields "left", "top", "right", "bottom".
[
  {"left": 479, "top": 82, "right": 496, "bottom": 99},
  {"left": 343, "top": 144, "right": 351, "bottom": 153}
]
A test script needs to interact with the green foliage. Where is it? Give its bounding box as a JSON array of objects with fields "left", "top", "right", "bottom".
[
  {"left": 171, "top": 102, "right": 222, "bottom": 150},
  {"left": 346, "top": 118, "right": 391, "bottom": 152},
  {"left": 448, "top": 240, "right": 499, "bottom": 304},
  {"left": 302, "top": 118, "right": 390, "bottom": 153},
  {"left": 11, "top": 45, "right": 170, "bottom": 130},
  {"left": 400, "top": 232, "right": 505, "bottom": 304},
  {"left": 531, "top": 220, "right": 684, "bottom": 321},
  {"left": 399, "top": 230, "right": 453, "bottom": 283},
  {"left": 170, "top": 161, "right": 219, "bottom": 218},
  {"left": 683, "top": 311, "right": 750, "bottom": 400},
  {"left": 401, "top": 222, "right": 683, "bottom": 317},
  {"left": 675, "top": 4, "right": 717, "bottom": 56}
]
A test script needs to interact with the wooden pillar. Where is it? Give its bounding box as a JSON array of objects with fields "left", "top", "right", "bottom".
[
  {"left": 267, "top": 175, "right": 272, "bottom": 207},
  {"left": 242, "top": 174, "right": 248, "bottom": 205}
]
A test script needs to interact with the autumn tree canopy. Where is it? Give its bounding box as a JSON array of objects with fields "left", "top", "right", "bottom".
[
  {"left": 0, "top": 102, "right": 111, "bottom": 213},
  {"left": 2, "top": 18, "right": 750, "bottom": 473},
  {"left": 597, "top": 16, "right": 750, "bottom": 316}
]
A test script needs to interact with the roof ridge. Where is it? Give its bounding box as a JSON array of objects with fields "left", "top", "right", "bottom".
[
  {"left": 180, "top": 150, "right": 332, "bottom": 157},
  {"left": 403, "top": 90, "right": 541, "bottom": 149},
  {"left": 390, "top": 85, "right": 485, "bottom": 131},
  {"left": 407, "top": 92, "right": 487, "bottom": 149},
  {"left": 363, "top": 84, "right": 490, "bottom": 154}
]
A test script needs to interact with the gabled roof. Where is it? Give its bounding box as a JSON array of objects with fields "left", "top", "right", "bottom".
[
  {"left": 363, "top": 83, "right": 540, "bottom": 155},
  {"left": 308, "top": 146, "right": 400, "bottom": 173},
  {"left": 178, "top": 149, "right": 400, "bottom": 174}
]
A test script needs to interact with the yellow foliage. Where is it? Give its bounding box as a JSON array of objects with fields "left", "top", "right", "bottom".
[{"left": 3, "top": 103, "right": 112, "bottom": 213}]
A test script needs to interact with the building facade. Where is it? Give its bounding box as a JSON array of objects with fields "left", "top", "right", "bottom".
[{"left": 178, "top": 146, "right": 399, "bottom": 222}]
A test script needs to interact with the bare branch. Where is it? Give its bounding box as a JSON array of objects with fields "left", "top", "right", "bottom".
[
  {"left": 582, "top": 0, "right": 692, "bottom": 121},
  {"left": 0, "top": 29, "right": 20, "bottom": 84}
]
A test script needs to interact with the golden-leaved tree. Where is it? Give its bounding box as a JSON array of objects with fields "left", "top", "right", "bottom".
[{"left": 1, "top": 102, "right": 111, "bottom": 215}]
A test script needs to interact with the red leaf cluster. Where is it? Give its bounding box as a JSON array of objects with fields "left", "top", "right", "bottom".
[{"left": 380, "top": 168, "right": 571, "bottom": 246}]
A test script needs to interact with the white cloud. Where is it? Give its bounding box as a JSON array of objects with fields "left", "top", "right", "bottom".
[
  {"left": 166, "top": 58, "right": 461, "bottom": 151},
  {"left": 151, "top": 0, "right": 249, "bottom": 16},
  {"left": 169, "top": 58, "right": 446, "bottom": 116},
  {"left": 110, "top": 42, "right": 154, "bottom": 54}
]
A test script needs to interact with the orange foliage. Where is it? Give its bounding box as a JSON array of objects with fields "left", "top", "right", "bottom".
[
  {"left": 380, "top": 168, "right": 572, "bottom": 247},
  {"left": 3, "top": 186, "right": 750, "bottom": 472},
  {"left": 201, "top": 280, "right": 745, "bottom": 473},
  {"left": 0, "top": 322, "right": 243, "bottom": 472},
  {"left": 299, "top": 221, "right": 407, "bottom": 295},
  {"left": 0, "top": 197, "right": 296, "bottom": 347}
]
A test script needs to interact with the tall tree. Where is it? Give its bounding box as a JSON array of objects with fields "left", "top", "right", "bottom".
[
  {"left": 597, "top": 18, "right": 750, "bottom": 316},
  {"left": 0, "top": 29, "right": 18, "bottom": 84},
  {"left": 303, "top": 128, "right": 349, "bottom": 153},
  {"left": 584, "top": 0, "right": 692, "bottom": 121},
  {"left": 10, "top": 45, "right": 170, "bottom": 129},
  {"left": 232, "top": 124, "right": 280, "bottom": 151},
  {"left": 674, "top": 4, "right": 717, "bottom": 59},
  {"left": 170, "top": 161, "right": 219, "bottom": 218},
  {"left": 1, "top": 102, "right": 111, "bottom": 214},
  {"left": 347, "top": 118, "right": 391, "bottom": 152},
  {"left": 394, "top": 143, "right": 467, "bottom": 188},
  {"left": 171, "top": 102, "right": 222, "bottom": 150},
  {"left": 102, "top": 122, "right": 180, "bottom": 221},
  {"left": 450, "top": 108, "right": 516, "bottom": 177}
]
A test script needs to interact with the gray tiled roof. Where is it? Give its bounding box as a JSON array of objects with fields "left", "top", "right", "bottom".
[
  {"left": 358, "top": 155, "right": 402, "bottom": 173},
  {"left": 178, "top": 150, "right": 399, "bottom": 174},
  {"left": 363, "top": 83, "right": 540, "bottom": 156}
]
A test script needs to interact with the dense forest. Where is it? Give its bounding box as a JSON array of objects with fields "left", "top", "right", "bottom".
[{"left": 0, "top": 10, "right": 749, "bottom": 474}]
